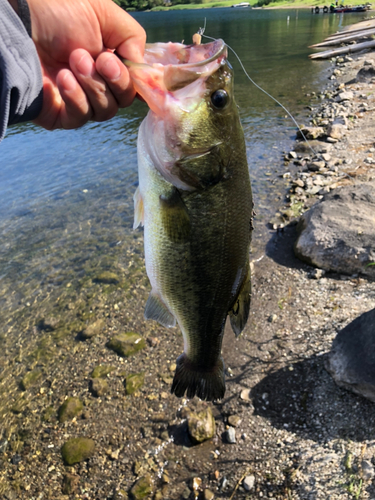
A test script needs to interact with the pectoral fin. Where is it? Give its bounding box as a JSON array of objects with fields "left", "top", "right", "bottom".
[
  {"left": 144, "top": 290, "right": 176, "bottom": 328},
  {"left": 160, "top": 189, "right": 191, "bottom": 243},
  {"left": 133, "top": 186, "right": 144, "bottom": 229},
  {"left": 229, "top": 262, "right": 251, "bottom": 337}
]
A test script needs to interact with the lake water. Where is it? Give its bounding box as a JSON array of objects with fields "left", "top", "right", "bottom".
[{"left": 0, "top": 8, "right": 370, "bottom": 419}]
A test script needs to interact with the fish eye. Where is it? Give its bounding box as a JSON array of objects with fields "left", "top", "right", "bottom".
[{"left": 211, "top": 89, "right": 228, "bottom": 109}]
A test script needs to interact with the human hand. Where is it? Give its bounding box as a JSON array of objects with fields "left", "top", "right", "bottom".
[{"left": 26, "top": 0, "right": 146, "bottom": 130}]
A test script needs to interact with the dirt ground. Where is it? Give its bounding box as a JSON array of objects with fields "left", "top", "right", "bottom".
[{"left": 1, "top": 41, "right": 375, "bottom": 500}]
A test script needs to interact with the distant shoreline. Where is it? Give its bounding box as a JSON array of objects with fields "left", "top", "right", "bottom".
[{"left": 143, "top": 0, "right": 368, "bottom": 12}]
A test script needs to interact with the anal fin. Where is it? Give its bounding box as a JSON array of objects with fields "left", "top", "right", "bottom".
[
  {"left": 144, "top": 290, "right": 176, "bottom": 328},
  {"left": 229, "top": 261, "right": 251, "bottom": 337}
]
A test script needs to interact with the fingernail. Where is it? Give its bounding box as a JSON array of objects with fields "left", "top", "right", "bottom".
[
  {"left": 101, "top": 57, "right": 121, "bottom": 81},
  {"left": 76, "top": 54, "right": 93, "bottom": 77},
  {"left": 62, "top": 72, "right": 76, "bottom": 92}
]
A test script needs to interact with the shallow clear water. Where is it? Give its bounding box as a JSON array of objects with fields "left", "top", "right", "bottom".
[{"left": 0, "top": 8, "right": 370, "bottom": 415}]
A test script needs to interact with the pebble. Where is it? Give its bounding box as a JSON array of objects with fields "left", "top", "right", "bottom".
[
  {"left": 362, "top": 460, "right": 375, "bottom": 480},
  {"left": 0, "top": 439, "right": 8, "bottom": 453},
  {"left": 268, "top": 313, "right": 278, "bottom": 323},
  {"left": 187, "top": 408, "right": 215, "bottom": 444},
  {"left": 81, "top": 319, "right": 104, "bottom": 339},
  {"left": 226, "top": 427, "right": 236, "bottom": 444},
  {"left": 203, "top": 488, "right": 215, "bottom": 500},
  {"left": 243, "top": 475, "right": 255, "bottom": 491},
  {"left": 228, "top": 415, "right": 242, "bottom": 427},
  {"left": 90, "top": 377, "right": 108, "bottom": 397},
  {"left": 240, "top": 388, "right": 251, "bottom": 401},
  {"left": 61, "top": 437, "right": 95, "bottom": 465},
  {"left": 58, "top": 397, "right": 83, "bottom": 423},
  {"left": 11, "top": 454, "right": 22, "bottom": 465},
  {"left": 310, "top": 269, "right": 325, "bottom": 279}
]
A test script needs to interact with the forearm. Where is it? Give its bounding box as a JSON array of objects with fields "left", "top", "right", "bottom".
[{"left": 0, "top": 0, "right": 43, "bottom": 141}]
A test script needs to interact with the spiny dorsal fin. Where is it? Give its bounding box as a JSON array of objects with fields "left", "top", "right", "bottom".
[
  {"left": 229, "top": 262, "right": 251, "bottom": 337},
  {"left": 133, "top": 186, "right": 144, "bottom": 229},
  {"left": 144, "top": 291, "right": 176, "bottom": 328}
]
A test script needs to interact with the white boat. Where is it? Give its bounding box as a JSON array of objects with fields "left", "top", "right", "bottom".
[{"left": 232, "top": 2, "right": 250, "bottom": 7}]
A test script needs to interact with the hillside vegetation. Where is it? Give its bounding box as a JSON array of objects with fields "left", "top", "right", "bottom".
[{"left": 113, "top": 0, "right": 371, "bottom": 12}]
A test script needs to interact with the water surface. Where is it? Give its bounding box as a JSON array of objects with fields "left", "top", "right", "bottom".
[{"left": 0, "top": 8, "right": 370, "bottom": 418}]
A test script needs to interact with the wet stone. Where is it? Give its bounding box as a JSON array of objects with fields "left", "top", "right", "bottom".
[
  {"left": 113, "top": 490, "right": 129, "bottom": 499},
  {"left": 0, "top": 439, "right": 8, "bottom": 453},
  {"left": 106, "top": 332, "right": 146, "bottom": 357},
  {"left": 39, "top": 316, "right": 60, "bottom": 331},
  {"left": 42, "top": 405, "right": 55, "bottom": 422},
  {"left": 187, "top": 407, "right": 215, "bottom": 444},
  {"left": 91, "top": 364, "right": 116, "bottom": 378},
  {"left": 61, "top": 437, "right": 95, "bottom": 465},
  {"left": 125, "top": 372, "right": 145, "bottom": 395},
  {"left": 62, "top": 473, "right": 80, "bottom": 495},
  {"left": 81, "top": 319, "right": 105, "bottom": 339},
  {"left": 181, "top": 487, "right": 191, "bottom": 499},
  {"left": 11, "top": 454, "right": 21, "bottom": 465},
  {"left": 58, "top": 397, "right": 83, "bottom": 423},
  {"left": 129, "top": 474, "right": 153, "bottom": 500},
  {"left": 20, "top": 369, "right": 43, "bottom": 391},
  {"left": 94, "top": 271, "right": 120, "bottom": 284},
  {"left": 89, "top": 378, "right": 108, "bottom": 397}
]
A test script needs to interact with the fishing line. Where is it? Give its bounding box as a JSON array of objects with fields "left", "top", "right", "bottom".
[{"left": 199, "top": 30, "right": 316, "bottom": 156}]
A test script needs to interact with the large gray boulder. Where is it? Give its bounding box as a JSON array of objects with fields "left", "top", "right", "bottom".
[
  {"left": 294, "top": 182, "right": 375, "bottom": 277},
  {"left": 325, "top": 308, "right": 375, "bottom": 402}
]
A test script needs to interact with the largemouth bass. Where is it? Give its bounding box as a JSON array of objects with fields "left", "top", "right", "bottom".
[{"left": 127, "top": 39, "right": 253, "bottom": 401}]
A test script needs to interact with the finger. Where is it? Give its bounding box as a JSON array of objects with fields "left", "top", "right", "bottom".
[
  {"left": 69, "top": 48, "right": 118, "bottom": 122},
  {"left": 96, "top": 51, "right": 136, "bottom": 108},
  {"left": 94, "top": 0, "right": 146, "bottom": 62},
  {"left": 57, "top": 69, "right": 93, "bottom": 129}
]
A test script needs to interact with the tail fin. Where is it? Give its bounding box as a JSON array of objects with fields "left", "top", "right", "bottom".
[{"left": 171, "top": 353, "right": 225, "bottom": 401}]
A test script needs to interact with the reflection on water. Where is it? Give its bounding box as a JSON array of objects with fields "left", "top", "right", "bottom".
[{"left": 0, "top": 8, "right": 370, "bottom": 431}]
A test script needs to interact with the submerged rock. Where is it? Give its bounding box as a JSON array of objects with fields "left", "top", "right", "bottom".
[
  {"left": 294, "top": 182, "right": 375, "bottom": 277},
  {"left": 89, "top": 378, "right": 108, "bottom": 397},
  {"left": 94, "top": 271, "right": 120, "bottom": 284},
  {"left": 107, "top": 332, "right": 146, "bottom": 357},
  {"left": 61, "top": 437, "right": 95, "bottom": 465},
  {"left": 325, "top": 308, "right": 375, "bottom": 402},
  {"left": 20, "top": 369, "right": 42, "bottom": 391},
  {"left": 81, "top": 319, "right": 105, "bottom": 339},
  {"left": 91, "top": 364, "right": 116, "bottom": 378},
  {"left": 187, "top": 407, "right": 215, "bottom": 444},
  {"left": 62, "top": 473, "right": 80, "bottom": 495},
  {"left": 58, "top": 397, "right": 83, "bottom": 423},
  {"left": 125, "top": 372, "right": 145, "bottom": 395},
  {"left": 129, "top": 474, "right": 153, "bottom": 500}
]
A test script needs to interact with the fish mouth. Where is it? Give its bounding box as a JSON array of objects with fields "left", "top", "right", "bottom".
[
  {"left": 123, "top": 39, "right": 227, "bottom": 71},
  {"left": 123, "top": 39, "right": 228, "bottom": 114}
]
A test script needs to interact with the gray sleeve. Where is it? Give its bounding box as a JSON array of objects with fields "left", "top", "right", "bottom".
[{"left": 0, "top": 0, "right": 43, "bottom": 142}]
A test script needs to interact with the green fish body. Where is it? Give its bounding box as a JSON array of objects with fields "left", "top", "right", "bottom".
[{"left": 128, "top": 39, "right": 253, "bottom": 401}]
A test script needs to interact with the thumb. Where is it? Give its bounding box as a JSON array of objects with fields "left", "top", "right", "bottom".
[{"left": 93, "top": 0, "right": 146, "bottom": 63}]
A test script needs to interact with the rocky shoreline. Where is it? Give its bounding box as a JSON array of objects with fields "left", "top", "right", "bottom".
[{"left": 0, "top": 48, "right": 375, "bottom": 500}]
